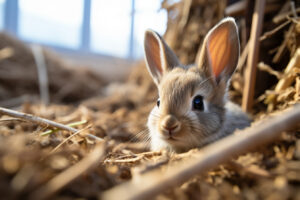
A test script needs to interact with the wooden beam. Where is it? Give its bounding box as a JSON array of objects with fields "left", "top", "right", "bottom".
[{"left": 242, "top": 0, "right": 265, "bottom": 112}]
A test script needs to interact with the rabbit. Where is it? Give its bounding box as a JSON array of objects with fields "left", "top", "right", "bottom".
[{"left": 143, "top": 17, "right": 251, "bottom": 152}]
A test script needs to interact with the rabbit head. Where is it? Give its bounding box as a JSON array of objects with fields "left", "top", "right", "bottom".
[{"left": 144, "top": 18, "right": 240, "bottom": 152}]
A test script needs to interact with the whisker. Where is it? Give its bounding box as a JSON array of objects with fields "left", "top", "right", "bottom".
[
  {"left": 130, "top": 128, "right": 149, "bottom": 143},
  {"left": 150, "top": 113, "right": 161, "bottom": 119}
]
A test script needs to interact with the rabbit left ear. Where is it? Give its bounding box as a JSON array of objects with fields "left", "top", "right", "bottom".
[
  {"left": 197, "top": 17, "right": 240, "bottom": 83},
  {"left": 144, "top": 30, "right": 181, "bottom": 85}
]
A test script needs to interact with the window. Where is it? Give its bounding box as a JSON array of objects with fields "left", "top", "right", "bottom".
[
  {"left": 18, "top": 0, "right": 84, "bottom": 49},
  {"left": 90, "top": 0, "right": 132, "bottom": 58},
  {"left": 0, "top": 0, "right": 5, "bottom": 30},
  {"left": 133, "top": 0, "right": 167, "bottom": 58},
  {"left": 90, "top": 0, "right": 167, "bottom": 59},
  {"left": 2, "top": 0, "right": 167, "bottom": 59}
]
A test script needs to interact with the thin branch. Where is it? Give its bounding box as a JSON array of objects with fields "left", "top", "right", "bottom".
[
  {"left": 273, "top": 7, "right": 300, "bottom": 24},
  {"left": 260, "top": 19, "right": 291, "bottom": 41},
  {"left": 258, "top": 62, "right": 282, "bottom": 79},
  {"left": 102, "top": 104, "right": 300, "bottom": 200},
  {"left": 30, "top": 143, "right": 105, "bottom": 200},
  {"left": 272, "top": 23, "right": 295, "bottom": 63},
  {"left": 0, "top": 118, "right": 26, "bottom": 123},
  {"left": 0, "top": 107, "right": 103, "bottom": 142},
  {"left": 50, "top": 125, "right": 92, "bottom": 154}
]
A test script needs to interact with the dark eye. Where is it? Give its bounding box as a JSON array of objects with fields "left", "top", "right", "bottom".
[
  {"left": 193, "top": 95, "right": 204, "bottom": 111},
  {"left": 157, "top": 98, "right": 160, "bottom": 107}
]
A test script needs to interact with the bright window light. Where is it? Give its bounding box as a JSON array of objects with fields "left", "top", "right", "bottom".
[
  {"left": 18, "top": 0, "right": 83, "bottom": 49},
  {"left": 0, "top": 0, "right": 5, "bottom": 30},
  {"left": 91, "top": 0, "right": 132, "bottom": 58},
  {"left": 133, "top": 0, "right": 167, "bottom": 58}
]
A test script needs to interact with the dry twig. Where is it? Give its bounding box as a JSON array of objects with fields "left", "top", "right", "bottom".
[
  {"left": 275, "top": 48, "right": 300, "bottom": 92},
  {"left": 272, "top": 23, "right": 295, "bottom": 63},
  {"left": 260, "top": 19, "right": 291, "bottom": 41},
  {"left": 258, "top": 62, "right": 282, "bottom": 79},
  {"left": 0, "top": 107, "right": 103, "bottom": 141},
  {"left": 50, "top": 125, "right": 92, "bottom": 154},
  {"left": 273, "top": 7, "right": 300, "bottom": 24}
]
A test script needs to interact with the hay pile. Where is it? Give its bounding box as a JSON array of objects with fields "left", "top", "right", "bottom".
[
  {"left": 0, "top": 33, "right": 104, "bottom": 105},
  {"left": 0, "top": 0, "right": 299, "bottom": 199}
]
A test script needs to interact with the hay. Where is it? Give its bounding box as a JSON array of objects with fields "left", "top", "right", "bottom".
[{"left": 0, "top": 0, "right": 299, "bottom": 199}]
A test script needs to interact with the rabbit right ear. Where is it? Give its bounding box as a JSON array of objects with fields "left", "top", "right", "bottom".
[
  {"left": 196, "top": 18, "right": 240, "bottom": 85},
  {"left": 144, "top": 30, "right": 180, "bottom": 85}
]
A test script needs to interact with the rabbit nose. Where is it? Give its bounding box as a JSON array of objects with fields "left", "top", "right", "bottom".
[
  {"left": 164, "top": 125, "right": 178, "bottom": 131},
  {"left": 160, "top": 115, "right": 180, "bottom": 134}
]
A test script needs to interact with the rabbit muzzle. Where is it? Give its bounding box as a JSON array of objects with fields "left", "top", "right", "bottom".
[{"left": 159, "top": 115, "right": 181, "bottom": 138}]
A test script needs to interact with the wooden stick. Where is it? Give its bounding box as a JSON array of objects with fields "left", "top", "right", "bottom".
[
  {"left": 242, "top": 0, "right": 265, "bottom": 112},
  {"left": 102, "top": 105, "right": 300, "bottom": 200},
  {"left": 0, "top": 107, "right": 103, "bottom": 141},
  {"left": 30, "top": 143, "right": 105, "bottom": 200}
]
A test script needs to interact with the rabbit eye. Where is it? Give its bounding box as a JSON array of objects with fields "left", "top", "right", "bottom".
[
  {"left": 157, "top": 98, "right": 160, "bottom": 107},
  {"left": 193, "top": 95, "right": 204, "bottom": 111}
]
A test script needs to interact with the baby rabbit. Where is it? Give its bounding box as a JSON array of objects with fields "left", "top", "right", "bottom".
[{"left": 144, "top": 17, "right": 250, "bottom": 152}]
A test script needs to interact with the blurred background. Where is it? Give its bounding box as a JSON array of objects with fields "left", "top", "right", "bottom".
[
  {"left": 0, "top": 0, "right": 167, "bottom": 80},
  {"left": 0, "top": 0, "right": 297, "bottom": 107}
]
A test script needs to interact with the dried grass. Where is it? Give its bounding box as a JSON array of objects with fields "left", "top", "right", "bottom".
[{"left": 0, "top": 0, "right": 299, "bottom": 199}]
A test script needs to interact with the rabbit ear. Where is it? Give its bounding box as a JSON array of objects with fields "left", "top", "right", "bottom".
[
  {"left": 197, "top": 18, "right": 239, "bottom": 84},
  {"left": 144, "top": 30, "right": 180, "bottom": 84}
]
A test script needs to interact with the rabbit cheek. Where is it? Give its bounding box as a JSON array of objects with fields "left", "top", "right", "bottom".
[{"left": 147, "top": 107, "right": 168, "bottom": 150}]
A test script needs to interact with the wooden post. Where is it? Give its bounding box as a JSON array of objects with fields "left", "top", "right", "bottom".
[{"left": 242, "top": 0, "right": 265, "bottom": 112}]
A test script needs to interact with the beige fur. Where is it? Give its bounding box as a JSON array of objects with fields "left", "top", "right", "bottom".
[{"left": 144, "top": 18, "right": 251, "bottom": 152}]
